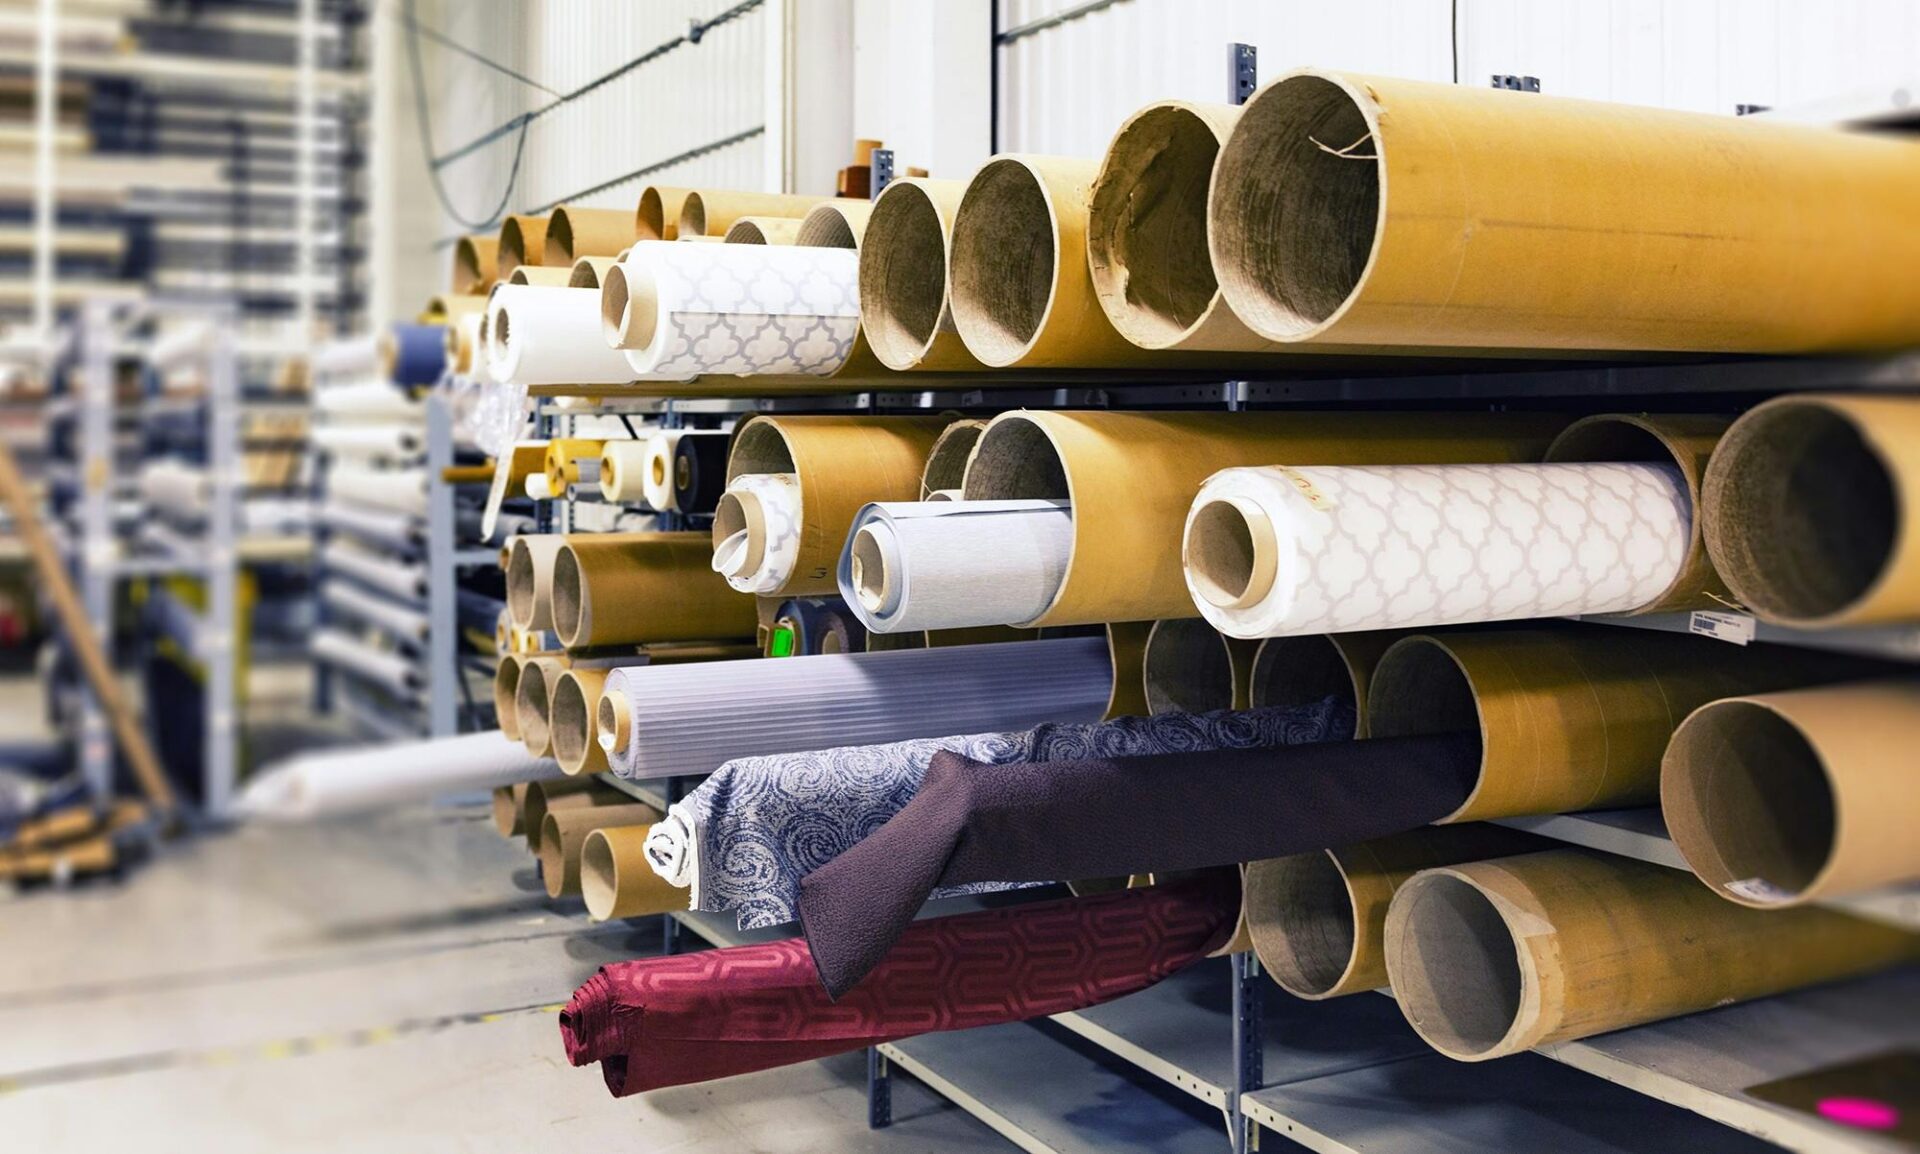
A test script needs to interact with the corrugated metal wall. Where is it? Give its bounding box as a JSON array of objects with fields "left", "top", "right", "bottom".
[{"left": 996, "top": 0, "right": 1920, "bottom": 156}]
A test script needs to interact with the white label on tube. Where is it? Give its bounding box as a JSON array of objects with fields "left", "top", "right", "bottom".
[{"left": 1688, "top": 611, "right": 1755, "bottom": 646}]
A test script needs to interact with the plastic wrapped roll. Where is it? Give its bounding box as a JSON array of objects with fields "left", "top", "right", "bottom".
[
  {"left": 722, "top": 216, "right": 802, "bottom": 245},
  {"left": 321, "top": 541, "right": 426, "bottom": 602},
  {"left": 505, "top": 534, "right": 566, "bottom": 632},
  {"left": 544, "top": 205, "right": 633, "bottom": 265},
  {"left": 582, "top": 826, "right": 685, "bottom": 920},
  {"left": 311, "top": 425, "right": 423, "bottom": 459},
  {"left": 1248, "top": 631, "right": 1402, "bottom": 737},
  {"left": 311, "top": 629, "right": 422, "bottom": 699},
  {"left": 496, "top": 213, "right": 549, "bottom": 279},
  {"left": 768, "top": 596, "right": 867, "bottom": 657},
  {"left": 1383, "top": 849, "right": 1919, "bottom": 1062},
  {"left": 635, "top": 185, "right": 693, "bottom": 241},
  {"left": 552, "top": 532, "right": 758, "bottom": 649},
  {"left": 486, "top": 284, "right": 635, "bottom": 386},
  {"left": 597, "top": 637, "right": 1111, "bottom": 780},
  {"left": 671, "top": 429, "right": 730, "bottom": 516},
  {"left": 678, "top": 190, "right": 834, "bottom": 238},
  {"left": 711, "top": 473, "right": 803, "bottom": 593},
  {"left": 602, "top": 242, "right": 860, "bottom": 377},
  {"left": 1663, "top": 680, "right": 1920, "bottom": 908},
  {"left": 1184, "top": 462, "right": 1690, "bottom": 639},
  {"left": 1141, "top": 618, "right": 1258, "bottom": 715},
  {"left": 453, "top": 235, "right": 498, "bottom": 295},
  {"left": 540, "top": 806, "right": 661, "bottom": 898},
  {"left": 836, "top": 500, "right": 1073, "bottom": 634},
  {"left": 235, "top": 731, "right": 564, "bottom": 822}
]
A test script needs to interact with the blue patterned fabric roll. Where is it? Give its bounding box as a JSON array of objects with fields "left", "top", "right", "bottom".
[{"left": 643, "top": 700, "right": 1353, "bottom": 930}]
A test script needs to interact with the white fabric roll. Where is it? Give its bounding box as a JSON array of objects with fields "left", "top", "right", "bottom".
[
  {"left": 1185, "top": 462, "right": 1691, "bottom": 639},
  {"left": 311, "top": 628, "right": 422, "bottom": 698},
  {"left": 312, "top": 425, "right": 423, "bottom": 459},
  {"left": 139, "top": 459, "right": 209, "bottom": 509},
  {"left": 598, "top": 637, "right": 1110, "bottom": 780},
  {"left": 311, "top": 334, "right": 381, "bottom": 377},
  {"left": 329, "top": 465, "right": 428, "bottom": 516},
  {"left": 322, "top": 540, "right": 426, "bottom": 602},
  {"left": 600, "top": 437, "right": 654, "bottom": 502},
  {"left": 235, "top": 730, "right": 565, "bottom": 822},
  {"left": 837, "top": 500, "right": 1073, "bottom": 634},
  {"left": 320, "top": 500, "right": 417, "bottom": 550},
  {"left": 641, "top": 429, "right": 684, "bottom": 510},
  {"left": 618, "top": 240, "right": 861, "bottom": 378},
  {"left": 487, "top": 284, "right": 635, "bottom": 386},
  {"left": 712, "top": 473, "right": 803, "bottom": 593},
  {"left": 322, "top": 579, "right": 429, "bottom": 641},
  {"left": 313, "top": 381, "right": 419, "bottom": 421}
]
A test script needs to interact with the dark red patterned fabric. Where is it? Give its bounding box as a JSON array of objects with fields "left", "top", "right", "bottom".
[{"left": 559, "top": 873, "right": 1238, "bottom": 1096}]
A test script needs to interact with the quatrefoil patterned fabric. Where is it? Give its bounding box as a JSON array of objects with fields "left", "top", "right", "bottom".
[{"left": 623, "top": 240, "right": 861, "bottom": 378}]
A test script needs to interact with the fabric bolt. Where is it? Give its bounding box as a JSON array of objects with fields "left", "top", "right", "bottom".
[
  {"left": 672, "top": 431, "right": 731, "bottom": 515},
  {"left": 769, "top": 596, "right": 867, "bottom": 656},
  {"left": 560, "top": 872, "right": 1239, "bottom": 1096},
  {"left": 645, "top": 700, "right": 1351, "bottom": 930},
  {"left": 837, "top": 500, "right": 1075, "bottom": 634},
  {"left": 619, "top": 241, "right": 862, "bottom": 378},
  {"left": 385, "top": 322, "right": 447, "bottom": 385},
  {"left": 713, "top": 473, "right": 804, "bottom": 593},
  {"left": 798, "top": 731, "right": 1480, "bottom": 998}
]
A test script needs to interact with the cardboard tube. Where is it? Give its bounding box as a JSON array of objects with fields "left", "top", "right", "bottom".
[
  {"left": 539, "top": 806, "right": 660, "bottom": 899},
  {"left": 1245, "top": 824, "right": 1550, "bottom": 1000},
  {"left": 509, "top": 265, "right": 573, "bottom": 287},
  {"left": 0, "top": 835, "right": 118, "bottom": 882},
  {"left": 1383, "top": 848, "right": 1920, "bottom": 1062},
  {"left": 551, "top": 532, "right": 758, "bottom": 648},
  {"left": 424, "top": 293, "right": 487, "bottom": 326},
  {"left": 960, "top": 410, "right": 1565, "bottom": 627},
  {"left": 1141, "top": 618, "right": 1258, "bottom": 715},
  {"left": 1544, "top": 413, "right": 1733, "bottom": 614},
  {"left": 544, "top": 205, "right": 633, "bottom": 265},
  {"left": 1210, "top": 69, "right": 1920, "bottom": 353},
  {"left": 493, "top": 655, "right": 525, "bottom": 742},
  {"left": 1248, "top": 631, "right": 1400, "bottom": 737},
  {"left": 551, "top": 668, "right": 616, "bottom": 776},
  {"left": 1106, "top": 620, "right": 1152, "bottom": 720},
  {"left": 859, "top": 177, "right": 984, "bottom": 371},
  {"left": 582, "top": 825, "right": 686, "bottom": 921},
  {"left": 721, "top": 216, "right": 803, "bottom": 245},
  {"left": 496, "top": 213, "right": 549, "bottom": 279},
  {"left": 523, "top": 778, "right": 630, "bottom": 855},
  {"left": 636, "top": 185, "right": 693, "bottom": 240},
  {"left": 796, "top": 198, "right": 872, "bottom": 249},
  {"left": 506, "top": 534, "right": 566, "bottom": 632},
  {"left": 1366, "top": 626, "right": 1877, "bottom": 823},
  {"left": 1662, "top": 680, "right": 1920, "bottom": 907},
  {"left": 920, "top": 419, "right": 985, "bottom": 498},
  {"left": 679, "top": 191, "right": 837, "bottom": 238},
  {"left": 726, "top": 415, "right": 948, "bottom": 597},
  {"left": 491, "top": 783, "right": 527, "bottom": 837},
  {"left": 568, "top": 256, "right": 617, "bottom": 290},
  {"left": 453, "top": 235, "right": 498, "bottom": 295},
  {"left": 514, "top": 655, "right": 569, "bottom": 758},
  {"left": 1702, "top": 394, "right": 1920, "bottom": 627}
]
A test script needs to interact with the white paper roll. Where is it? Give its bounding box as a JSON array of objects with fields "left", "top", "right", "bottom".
[
  {"left": 712, "top": 473, "right": 803, "bottom": 594},
  {"left": 487, "top": 284, "right": 636, "bottom": 386},
  {"left": 641, "top": 430, "right": 685, "bottom": 511},
  {"left": 617, "top": 240, "right": 861, "bottom": 378},
  {"left": 235, "top": 730, "right": 565, "bottom": 822},
  {"left": 312, "top": 425, "right": 424, "bottom": 459},
  {"left": 837, "top": 500, "right": 1073, "bottom": 634},
  {"left": 329, "top": 464, "right": 428, "bottom": 516},
  {"left": 311, "top": 628, "right": 423, "bottom": 698},
  {"left": 598, "top": 637, "right": 1110, "bottom": 780},
  {"left": 322, "top": 540, "right": 427, "bottom": 602},
  {"left": 1184, "top": 462, "right": 1691, "bottom": 639},
  {"left": 600, "top": 437, "right": 654, "bottom": 502}
]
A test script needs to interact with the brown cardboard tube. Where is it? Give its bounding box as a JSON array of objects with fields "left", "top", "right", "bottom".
[
  {"left": 919, "top": 418, "right": 985, "bottom": 498},
  {"left": 551, "top": 532, "right": 758, "bottom": 648},
  {"left": 1105, "top": 621, "right": 1152, "bottom": 720},
  {"left": 796, "top": 198, "right": 872, "bottom": 249},
  {"left": 582, "top": 825, "right": 686, "bottom": 921},
  {"left": 960, "top": 410, "right": 1565, "bottom": 627},
  {"left": 1662, "top": 680, "right": 1920, "bottom": 907},
  {"left": 544, "top": 206, "right": 633, "bottom": 265},
  {"left": 514, "top": 655, "right": 569, "bottom": 758},
  {"left": 538, "top": 806, "right": 660, "bottom": 898},
  {"left": 496, "top": 214, "right": 549, "bottom": 279},
  {"left": 1544, "top": 413, "right": 1733, "bottom": 614},
  {"left": 725, "top": 415, "right": 949, "bottom": 596},
  {"left": 424, "top": 293, "right": 487, "bottom": 326},
  {"left": 859, "top": 177, "right": 983, "bottom": 371},
  {"left": 1248, "top": 631, "right": 1401, "bottom": 736},
  {"left": 568, "top": 256, "right": 617, "bottom": 290},
  {"left": 523, "top": 778, "right": 628, "bottom": 855},
  {"left": 1382, "top": 848, "right": 1920, "bottom": 1062},
  {"left": 597, "top": 689, "right": 630, "bottom": 754},
  {"left": 1366, "top": 627, "right": 1879, "bottom": 823},
  {"left": 1702, "top": 394, "right": 1920, "bottom": 627},
  {"left": 721, "top": 216, "right": 803, "bottom": 245},
  {"left": 505, "top": 535, "right": 566, "bottom": 632},
  {"left": 1245, "top": 825, "right": 1551, "bottom": 1000},
  {"left": 598, "top": 260, "right": 642, "bottom": 348},
  {"left": 552, "top": 668, "right": 612, "bottom": 776},
  {"left": 679, "top": 191, "right": 838, "bottom": 238},
  {"left": 1214, "top": 69, "right": 1920, "bottom": 353},
  {"left": 0, "top": 835, "right": 118, "bottom": 882},
  {"left": 508, "top": 264, "right": 573, "bottom": 287},
  {"left": 490, "top": 784, "right": 526, "bottom": 837},
  {"left": 1141, "top": 618, "right": 1258, "bottom": 715},
  {"left": 636, "top": 185, "right": 693, "bottom": 240},
  {"left": 492, "top": 655, "right": 525, "bottom": 742},
  {"left": 453, "top": 235, "right": 498, "bottom": 295}
]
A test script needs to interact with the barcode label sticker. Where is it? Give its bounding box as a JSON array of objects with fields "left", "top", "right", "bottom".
[{"left": 1689, "top": 611, "right": 1755, "bottom": 646}]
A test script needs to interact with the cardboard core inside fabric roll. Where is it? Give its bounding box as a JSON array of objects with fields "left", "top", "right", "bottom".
[
  {"left": 711, "top": 489, "right": 769, "bottom": 580},
  {"left": 1245, "top": 852, "right": 1358, "bottom": 997},
  {"left": 849, "top": 525, "right": 891, "bottom": 612},
  {"left": 949, "top": 159, "right": 1057, "bottom": 365},
  {"left": 597, "top": 689, "right": 631, "bottom": 753},
  {"left": 550, "top": 669, "right": 606, "bottom": 775},
  {"left": 492, "top": 656, "right": 524, "bottom": 741},
  {"left": 1186, "top": 498, "right": 1278, "bottom": 610},
  {"left": 1142, "top": 619, "right": 1235, "bottom": 715},
  {"left": 860, "top": 183, "right": 950, "bottom": 368},
  {"left": 1364, "top": 637, "right": 1486, "bottom": 780},
  {"left": 1704, "top": 402, "right": 1898, "bottom": 623},
  {"left": 1208, "top": 73, "right": 1381, "bottom": 341},
  {"left": 1086, "top": 104, "right": 1224, "bottom": 347},
  {"left": 1662, "top": 700, "right": 1835, "bottom": 903},
  {"left": 599, "top": 260, "right": 658, "bottom": 351},
  {"left": 1386, "top": 871, "right": 1526, "bottom": 1060}
]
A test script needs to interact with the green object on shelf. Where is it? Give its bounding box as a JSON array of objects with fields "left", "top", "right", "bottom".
[{"left": 769, "top": 626, "right": 796, "bottom": 658}]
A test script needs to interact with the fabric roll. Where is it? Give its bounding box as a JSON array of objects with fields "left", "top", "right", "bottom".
[
  {"left": 835, "top": 499, "right": 1074, "bottom": 634},
  {"left": 235, "top": 731, "right": 563, "bottom": 821},
  {"left": 318, "top": 501, "right": 416, "bottom": 550},
  {"left": 671, "top": 430, "right": 730, "bottom": 515},
  {"left": 320, "top": 541, "right": 426, "bottom": 602},
  {"left": 329, "top": 464, "right": 429, "bottom": 517},
  {"left": 382, "top": 323, "right": 447, "bottom": 386},
  {"left": 487, "top": 284, "right": 635, "bottom": 386},
  {"left": 321, "top": 579, "right": 427, "bottom": 642},
  {"left": 598, "top": 437, "right": 655, "bottom": 503},
  {"left": 312, "top": 425, "right": 423, "bottom": 459},
  {"left": 560, "top": 873, "right": 1238, "bottom": 1096},
  {"left": 648, "top": 700, "right": 1352, "bottom": 930},
  {"left": 312, "top": 630, "right": 421, "bottom": 700},
  {"left": 768, "top": 597, "right": 866, "bottom": 656},
  {"left": 640, "top": 430, "right": 684, "bottom": 510},
  {"left": 313, "top": 380, "right": 420, "bottom": 419},
  {"left": 798, "top": 731, "right": 1480, "bottom": 997},
  {"left": 311, "top": 334, "right": 381, "bottom": 377},
  {"left": 599, "top": 637, "right": 1111, "bottom": 781},
  {"left": 712, "top": 473, "right": 803, "bottom": 593},
  {"left": 1185, "top": 462, "right": 1690, "bottom": 639}
]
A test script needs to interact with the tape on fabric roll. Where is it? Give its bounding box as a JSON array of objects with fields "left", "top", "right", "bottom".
[
  {"left": 1248, "top": 631, "right": 1402, "bottom": 737},
  {"left": 1141, "top": 618, "right": 1258, "bottom": 715},
  {"left": 544, "top": 205, "right": 634, "bottom": 266},
  {"left": 598, "top": 437, "right": 654, "bottom": 503},
  {"left": 380, "top": 323, "right": 447, "bottom": 386},
  {"left": 769, "top": 596, "right": 867, "bottom": 657},
  {"left": 496, "top": 213, "right": 548, "bottom": 279},
  {"left": 721, "top": 216, "right": 802, "bottom": 245},
  {"left": 671, "top": 431, "right": 731, "bottom": 516},
  {"left": 859, "top": 177, "right": 985, "bottom": 371},
  {"left": 679, "top": 191, "right": 836, "bottom": 238},
  {"left": 711, "top": 473, "right": 803, "bottom": 593},
  {"left": 837, "top": 500, "right": 1073, "bottom": 634},
  {"left": 551, "top": 532, "right": 758, "bottom": 649},
  {"left": 1184, "top": 462, "right": 1690, "bottom": 638},
  {"left": 635, "top": 185, "right": 693, "bottom": 241},
  {"left": 487, "top": 284, "right": 636, "bottom": 386},
  {"left": 453, "top": 235, "right": 498, "bottom": 295},
  {"left": 509, "top": 265, "right": 574, "bottom": 288}
]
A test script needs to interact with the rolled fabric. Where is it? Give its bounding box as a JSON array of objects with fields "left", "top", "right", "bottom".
[
  {"left": 311, "top": 629, "right": 421, "bottom": 700},
  {"left": 858, "top": 177, "right": 983, "bottom": 372},
  {"left": 722, "top": 216, "right": 802, "bottom": 244},
  {"left": 1248, "top": 630, "right": 1403, "bottom": 736},
  {"left": 523, "top": 778, "right": 631, "bottom": 855},
  {"left": 486, "top": 284, "right": 635, "bottom": 386},
  {"left": 1382, "top": 849, "right": 1920, "bottom": 1062},
  {"left": 1142, "top": 618, "right": 1258, "bottom": 715},
  {"left": 329, "top": 464, "right": 428, "bottom": 516},
  {"left": 234, "top": 731, "right": 564, "bottom": 822},
  {"left": 1662, "top": 680, "right": 1920, "bottom": 907},
  {"left": 380, "top": 323, "right": 446, "bottom": 386},
  {"left": 505, "top": 534, "right": 566, "bottom": 633},
  {"left": 598, "top": 637, "right": 1112, "bottom": 781},
  {"left": 711, "top": 473, "right": 803, "bottom": 593},
  {"left": 311, "top": 425, "right": 423, "bottom": 460},
  {"left": 597, "top": 437, "right": 655, "bottom": 503},
  {"left": 311, "top": 334, "right": 382, "bottom": 377},
  {"left": 671, "top": 429, "right": 730, "bottom": 516},
  {"left": 453, "top": 235, "right": 498, "bottom": 295},
  {"left": 495, "top": 213, "right": 548, "bottom": 279},
  {"left": 314, "top": 380, "right": 419, "bottom": 419},
  {"left": 582, "top": 826, "right": 685, "bottom": 921},
  {"left": 539, "top": 806, "right": 660, "bottom": 898},
  {"left": 767, "top": 596, "right": 866, "bottom": 657},
  {"left": 321, "top": 579, "right": 427, "bottom": 642},
  {"left": 640, "top": 430, "right": 691, "bottom": 510},
  {"left": 544, "top": 205, "right": 633, "bottom": 265},
  {"left": 835, "top": 500, "right": 1073, "bottom": 634},
  {"left": 648, "top": 700, "right": 1352, "bottom": 930},
  {"left": 551, "top": 532, "right": 757, "bottom": 649},
  {"left": 797, "top": 730, "right": 1478, "bottom": 997},
  {"left": 560, "top": 873, "right": 1238, "bottom": 1096},
  {"left": 1184, "top": 462, "right": 1690, "bottom": 639},
  {"left": 677, "top": 190, "right": 833, "bottom": 238}
]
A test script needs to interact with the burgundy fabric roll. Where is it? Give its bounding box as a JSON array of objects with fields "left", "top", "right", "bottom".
[
  {"left": 559, "top": 873, "right": 1237, "bottom": 1096},
  {"left": 798, "top": 733, "right": 1478, "bottom": 998}
]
